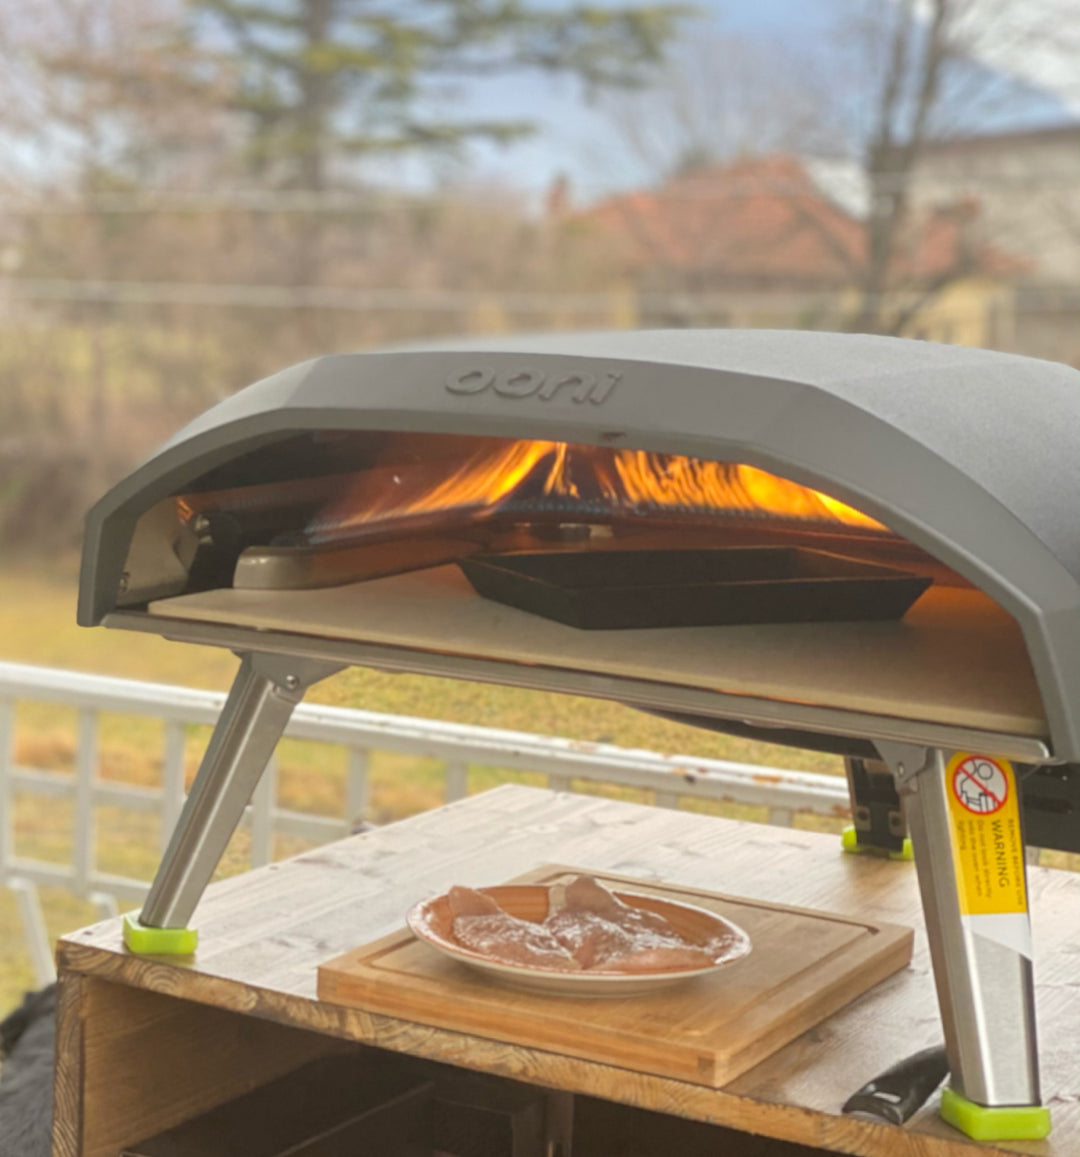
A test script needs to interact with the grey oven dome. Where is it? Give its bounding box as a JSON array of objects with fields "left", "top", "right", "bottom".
[{"left": 80, "top": 329, "right": 1080, "bottom": 761}]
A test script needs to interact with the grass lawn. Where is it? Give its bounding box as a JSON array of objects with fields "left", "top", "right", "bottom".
[{"left": 0, "top": 560, "right": 848, "bottom": 1013}]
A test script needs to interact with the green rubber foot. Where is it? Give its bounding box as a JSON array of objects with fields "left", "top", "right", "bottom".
[
  {"left": 841, "top": 825, "right": 914, "bottom": 861},
  {"left": 940, "top": 1088, "right": 1051, "bottom": 1141},
  {"left": 123, "top": 912, "right": 198, "bottom": 955}
]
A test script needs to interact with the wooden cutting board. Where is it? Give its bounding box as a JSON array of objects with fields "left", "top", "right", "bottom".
[{"left": 318, "top": 865, "right": 913, "bottom": 1088}]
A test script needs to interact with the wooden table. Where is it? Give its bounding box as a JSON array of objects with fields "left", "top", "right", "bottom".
[{"left": 54, "top": 786, "right": 1078, "bottom": 1157}]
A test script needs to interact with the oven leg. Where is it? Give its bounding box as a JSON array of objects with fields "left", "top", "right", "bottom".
[
  {"left": 841, "top": 755, "right": 911, "bottom": 859},
  {"left": 123, "top": 653, "right": 342, "bottom": 955},
  {"left": 877, "top": 743, "right": 1050, "bottom": 1142}
]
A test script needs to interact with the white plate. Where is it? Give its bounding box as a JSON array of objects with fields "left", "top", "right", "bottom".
[{"left": 407, "top": 882, "right": 751, "bottom": 997}]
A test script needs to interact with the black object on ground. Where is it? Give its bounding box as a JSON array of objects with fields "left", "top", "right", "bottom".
[
  {"left": 0, "top": 985, "right": 57, "bottom": 1157},
  {"left": 842, "top": 1045, "right": 950, "bottom": 1126}
]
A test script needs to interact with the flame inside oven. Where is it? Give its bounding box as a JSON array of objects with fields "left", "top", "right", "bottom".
[{"left": 303, "top": 439, "right": 887, "bottom": 544}]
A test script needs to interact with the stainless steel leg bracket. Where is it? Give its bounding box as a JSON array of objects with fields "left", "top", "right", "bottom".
[
  {"left": 125, "top": 652, "right": 342, "bottom": 952},
  {"left": 876, "top": 742, "right": 1049, "bottom": 1140}
]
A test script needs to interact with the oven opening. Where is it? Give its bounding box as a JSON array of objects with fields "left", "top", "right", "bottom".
[
  {"left": 159, "top": 429, "right": 961, "bottom": 601},
  {"left": 116, "top": 427, "right": 1044, "bottom": 745}
]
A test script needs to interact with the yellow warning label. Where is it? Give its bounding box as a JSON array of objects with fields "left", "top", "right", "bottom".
[{"left": 945, "top": 753, "right": 1027, "bottom": 916}]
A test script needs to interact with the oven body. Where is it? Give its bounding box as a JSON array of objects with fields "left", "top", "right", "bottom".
[
  {"left": 81, "top": 330, "right": 1080, "bottom": 762},
  {"left": 79, "top": 330, "right": 1080, "bottom": 1141}
]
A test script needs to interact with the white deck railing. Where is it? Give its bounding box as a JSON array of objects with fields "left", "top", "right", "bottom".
[{"left": 0, "top": 661, "right": 849, "bottom": 985}]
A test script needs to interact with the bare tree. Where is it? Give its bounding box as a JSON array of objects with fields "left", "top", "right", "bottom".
[
  {"left": 0, "top": 0, "right": 237, "bottom": 193},
  {"left": 837, "top": 1, "right": 981, "bottom": 330},
  {"left": 0, "top": 0, "right": 242, "bottom": 543},
  {"left": 0, "top": 0, "right": 632, "bottom": 548},
  {"left": 795, "top": 0, "right": 1080, "bottom": 333},
  {"left": 596, "top": 28, "right": 838, "bottom": 182},
  {"left": 594, "top": 0, "right": 1079, "bottom": 336}
]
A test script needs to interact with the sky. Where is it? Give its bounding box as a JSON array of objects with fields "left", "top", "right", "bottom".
[{"left": 389, "top": 0, "right": 1080, "bottom": 203}]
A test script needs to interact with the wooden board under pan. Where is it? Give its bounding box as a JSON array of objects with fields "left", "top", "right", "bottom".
[{"left": 318, "top": 865, "right": 914, "bottom": 1089}]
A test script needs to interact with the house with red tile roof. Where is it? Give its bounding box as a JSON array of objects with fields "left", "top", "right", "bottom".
[{"left": 583, "top": 154, "right": 1028, "bottom": 349}]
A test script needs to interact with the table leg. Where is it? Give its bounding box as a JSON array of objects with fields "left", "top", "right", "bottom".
[
  {"left": 124, "top": 652, "right": 341, "bottom": 954},
  {"left": 544, "top": 1090, "right": 574, "bottom": 1157},
  {"left": 877, "top": 742, "right": 1049, "bottom": 1142}
]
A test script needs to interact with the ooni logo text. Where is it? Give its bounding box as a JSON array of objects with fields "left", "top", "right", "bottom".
[{"left": 444, "top": 366, "right": 621, "bottom": 405}]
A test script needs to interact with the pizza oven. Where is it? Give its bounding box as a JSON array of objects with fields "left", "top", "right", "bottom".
[{"left": 79, "top": 329, "right": 1080, "bottom": 1141}]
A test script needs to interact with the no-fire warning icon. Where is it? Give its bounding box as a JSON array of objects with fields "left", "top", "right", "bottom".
[{"left": 951, "top": 756, "right": 1009, "bottom": 816}]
